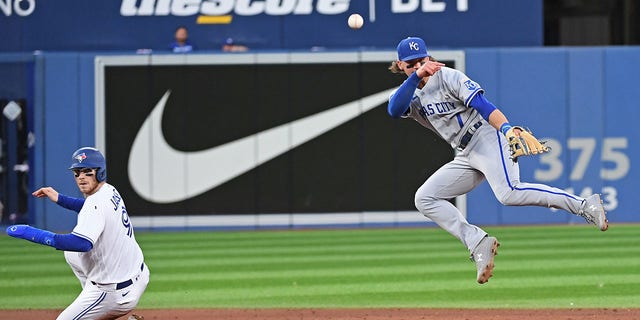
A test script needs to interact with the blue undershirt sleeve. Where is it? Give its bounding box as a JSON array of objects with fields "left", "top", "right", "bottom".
[
  {"left": 57, "top": 194, "right": 85, "bottom": 213},
  {"left": 469, "top": 92, "right": 497, "bottom": 121},
  {"left": 6, "top": 225, "right": 93, "bottom": 252},
  {"left": 388, "top": 72, "right": 421, "bottom": 118},
  {"left": 54, "top": 234, "right": 93, "bottom": 252}
]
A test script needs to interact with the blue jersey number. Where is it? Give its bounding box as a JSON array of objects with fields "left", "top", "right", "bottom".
[
  {"left": 111, "top": 189, "right": 133, "bottom": 237},
  {"left": 121, "top": 206, "right": 133, "bottom": 237}
]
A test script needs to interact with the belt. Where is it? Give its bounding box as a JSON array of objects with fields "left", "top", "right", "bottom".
[
  {"left": 92, "top": 262, "right": 144, "bottom": 290},
  {"left": 457, "top": 121, "right": 483, "bottom": 150}
]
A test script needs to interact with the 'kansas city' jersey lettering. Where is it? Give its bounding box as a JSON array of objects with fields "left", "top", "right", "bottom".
[{"left": 420, "top": 101, "right": 456, "bottom": 116}]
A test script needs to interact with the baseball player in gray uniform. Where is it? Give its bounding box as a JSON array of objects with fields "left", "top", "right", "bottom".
[
  {"left": 388, "top": 37, "right": 608, "bottom": 284},
  {"left": 6, "top": 147, "right": 149, "bottom": 319}
]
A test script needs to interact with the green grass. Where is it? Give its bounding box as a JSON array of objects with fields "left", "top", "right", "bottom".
[{"left": 1, "top": 224, "right": 639, "bottom": 309}]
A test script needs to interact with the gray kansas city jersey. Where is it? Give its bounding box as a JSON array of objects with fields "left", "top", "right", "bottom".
[{"left": 396, "top": 67, "right": 485, "bottom": 149}]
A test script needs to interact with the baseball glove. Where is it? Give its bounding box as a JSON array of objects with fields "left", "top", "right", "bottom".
[{"left": 505, "top": 126, "right": 549, "bottom": 160}]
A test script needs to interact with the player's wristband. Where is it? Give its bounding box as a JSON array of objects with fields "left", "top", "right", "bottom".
[{"left": 500, "top": 123, "right": 512, "bottom": 136}]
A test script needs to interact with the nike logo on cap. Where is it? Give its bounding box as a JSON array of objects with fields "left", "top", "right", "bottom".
[{"left": 128, "top": 88, "right": 395, "bottom": 204}]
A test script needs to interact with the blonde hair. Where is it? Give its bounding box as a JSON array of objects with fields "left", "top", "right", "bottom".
[
  {"left": 388, "top": 56, "right": 437, "bottom": 74},
  {"left": 388, "top": 61, "right": 403, "bottom": 74}
]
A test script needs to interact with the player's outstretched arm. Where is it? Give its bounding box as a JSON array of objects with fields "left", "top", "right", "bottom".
[
  {"left": 469, "top": 95, "right": 548, "bottom": 160},
  {"left": 32, "top": 187, "right": 85, "bottom": 213},
  {"left": 6, "top": 225, "right": 92, "bottom": 252},
  {"left": 488, "top": 109, "right": 512, "bottom": 133}
]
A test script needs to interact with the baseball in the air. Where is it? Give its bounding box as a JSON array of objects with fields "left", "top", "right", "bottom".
[{"left": 348, "top": 13, "right": 364, "bottom": 29}]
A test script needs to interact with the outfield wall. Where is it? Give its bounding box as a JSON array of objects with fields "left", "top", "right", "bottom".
[
  {"left": 466, "top": 47, "right": 637, "bottom": 227},
  {"left": 0, "top": 46, "right": 637, "bottom": 231}
]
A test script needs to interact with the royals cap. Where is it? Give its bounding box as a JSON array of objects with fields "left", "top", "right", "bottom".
[{"left": 396, "top": 37, "right": 428, "bottom": 61}]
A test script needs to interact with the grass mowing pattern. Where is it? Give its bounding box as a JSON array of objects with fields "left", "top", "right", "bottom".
[{"left": 0, "top": 224, "right": 638, "bottom": 309}]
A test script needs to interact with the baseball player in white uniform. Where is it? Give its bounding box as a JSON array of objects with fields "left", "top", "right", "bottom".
[
  {"left": 388, "top": 37, "right": 608, "bottom": 284},
  {"left": 6, "top": 147, "right": 149, "bottom": 319}
]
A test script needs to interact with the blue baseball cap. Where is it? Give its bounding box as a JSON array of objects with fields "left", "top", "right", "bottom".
[{"left": 396, "top": 37, "right": 428, "bottom": 61}]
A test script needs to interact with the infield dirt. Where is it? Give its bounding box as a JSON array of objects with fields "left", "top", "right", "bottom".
[{"left": 2, "top": 308, "right": 639, "bottom": 320}]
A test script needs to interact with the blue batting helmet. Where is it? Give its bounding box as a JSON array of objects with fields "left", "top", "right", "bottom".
[{"left": 69, "top": 147, "right": 107, "bottom": 182}]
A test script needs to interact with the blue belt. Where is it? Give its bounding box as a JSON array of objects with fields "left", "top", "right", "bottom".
[
  {"left": 92, "top": 262, "right": 144, "bottom": 290},
  {"left": 458, "top": 121, "right": 483, "bottom": 150}
]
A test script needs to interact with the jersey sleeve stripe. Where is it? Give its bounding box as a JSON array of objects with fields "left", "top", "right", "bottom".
[
  {"left": 71, "top": 231, "right": 95, "bottom": 245},
  {"left": 464, "top": 88, "right": 484, "bottom": 107}
]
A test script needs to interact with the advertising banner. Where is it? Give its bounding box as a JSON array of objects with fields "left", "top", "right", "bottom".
[
  {"left": 2, "top": 0, "right": 542, "bottom": 52},
  {"left": 96, "top": 52, "right": 462, "bottom": 217}
]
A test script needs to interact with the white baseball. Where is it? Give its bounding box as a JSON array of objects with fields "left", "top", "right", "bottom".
[{"left": 348, "top": 13, "right": 364, "bottom": 30}]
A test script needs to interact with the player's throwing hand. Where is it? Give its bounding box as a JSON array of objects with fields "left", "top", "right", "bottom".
[{"left": 416, "top": 60, "right": 445, "bottom": 78}]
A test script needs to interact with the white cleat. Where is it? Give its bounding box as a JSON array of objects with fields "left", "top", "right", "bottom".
[
  {"left": 470, "top": 236, "right": 500, "bottom": 284},
  {"left": 578, "top": 194, "right": 609, "bottom": 231}
]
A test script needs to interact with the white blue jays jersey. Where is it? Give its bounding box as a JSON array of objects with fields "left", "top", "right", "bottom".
[
  {"left": 70, "top": 183, "right": 144, "bottom": 284},
  {"left": 395, "top": 67, "right": 485, "bottom": 148}
]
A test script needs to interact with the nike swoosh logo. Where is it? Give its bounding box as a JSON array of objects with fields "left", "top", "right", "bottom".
[
  {"left": 122, "top": 291, "right": 130, "bottom": 297},
  {"left": 128, "top": 88, "right": 396, "bottom": 203}
]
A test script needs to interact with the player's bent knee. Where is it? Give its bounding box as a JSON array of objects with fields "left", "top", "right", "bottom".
[
  {"left": 414, "top": 193, "right": 439, "bottom": 214},
  {"left": 494, "top": 189, "right": 520, "bottom": 206}
]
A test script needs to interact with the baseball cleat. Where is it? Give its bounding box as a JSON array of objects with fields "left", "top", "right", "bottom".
[
  {"left": 470, "top": 236, "right": 500, "bottom": 284},
  {"left": 578, "top": 194, "right": 608, "bottom": 231}
]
